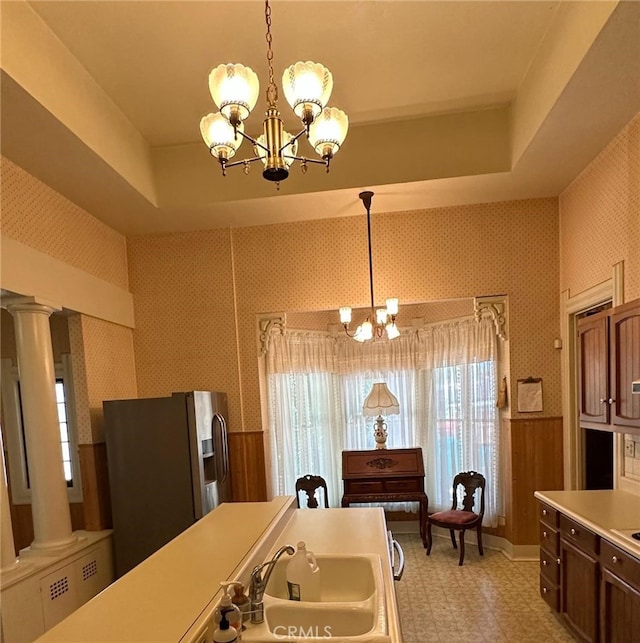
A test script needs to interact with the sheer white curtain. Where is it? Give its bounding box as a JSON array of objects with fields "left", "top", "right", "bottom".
[
  {"left": 264, "top": 317, "right": 500, "bottom": 524},
  {"left": 416, "top": 318, "right": 500, "bottom": 526}
]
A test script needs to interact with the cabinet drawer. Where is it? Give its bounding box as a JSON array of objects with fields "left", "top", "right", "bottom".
[
  {"left": 539, "top": 576, "right": 560, "bottom": 611},
  {"left": 560, "top": 515, "right": 599, "bottom": 555},
  {"left": 539, "top": 522, "right": 560, "bottom": 556},
  {"left": 601, "top": 540, "right": 640, "bottom": 588},
  {"left": 539, "top": 502, "right": 559, "bottom": 527},
  {"left": 383, "top": 479, "right": 421, "bottom": 493},
  {"left": 539, "top": 547, "right": 561, "bottom": 585},
  {"left": 345, "top": 481, "right": 384, "bottom": 495}
]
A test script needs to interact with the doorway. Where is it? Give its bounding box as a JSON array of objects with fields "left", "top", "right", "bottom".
[{"left": 583, "top": 428, "right": 613, "bottom": 489}]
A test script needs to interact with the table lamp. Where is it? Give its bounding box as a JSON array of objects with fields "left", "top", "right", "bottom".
[{"left": 362, "top": 382, "right": 400, "bottom": 449}]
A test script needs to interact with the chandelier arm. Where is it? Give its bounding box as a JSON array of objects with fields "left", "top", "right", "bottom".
[
  {"left": 282, "top": 155, "right": 327, "bottom": 166},
  {"left": 279, "top": 127, "right": 308, "bottom": 154},
  {"left": 223, "top": 156, "right": 263, "bottom": 170}
]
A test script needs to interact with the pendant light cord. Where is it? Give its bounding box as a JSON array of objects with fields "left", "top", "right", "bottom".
[{"left": 359, "top": 191, "right": 376, "bottom": 314}]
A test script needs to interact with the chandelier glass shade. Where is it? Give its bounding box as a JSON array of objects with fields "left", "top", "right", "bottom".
[
  {"left": 340, "top": 192, "right": 400, "bottom": 342},
  {"left": 200, "top": 1, "right": 349, "bottom": 183}
]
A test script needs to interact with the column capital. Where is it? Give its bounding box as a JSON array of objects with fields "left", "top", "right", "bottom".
[{"left": 2, "top": 295, "right": 62, "bottom": 316}]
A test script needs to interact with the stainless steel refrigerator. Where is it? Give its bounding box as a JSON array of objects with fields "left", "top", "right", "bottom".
[{"left": 103, "top": 391, "right": 231, "bottom": 577}]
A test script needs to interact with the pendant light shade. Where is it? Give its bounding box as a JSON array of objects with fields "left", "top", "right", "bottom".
[
  {"left": 208, "top": 64, "right": 260, "bottom": 125},
  {"left": 282, "top": 61, "right": 333, "bottom": 123},
  {"left": 308, "top": 107, "right": 349, "bottom": 158},
  {"left": 200, "top": 112, "right": 244, "bottom": 160}
]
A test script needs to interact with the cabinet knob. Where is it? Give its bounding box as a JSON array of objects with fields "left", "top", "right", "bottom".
[
  {"left": 542, "top": 560, "right": 548, "bottom": 566},
  {"left": 570, "top": 528, "right": 576, "bottom": 536},
  {"left": 556, "top": 558, "right": 561, "bottom": 566},
  {"left": 600, "top": 398, "right": 607, "bottom": 404},
  {"left": 542, "top": 531, "right": 548, "bottom": 538},
  {"left": 608, "top": 398, "right": 615, "bottom": 405},
  {"left": 542, "top": 587, "right": 548, "bottom": 594},
  {"left": 542, "top": 509, "right": 547, "bottom": 516},
  {"left": 612, "top": 556, "right": 618, "bottom": 564}
]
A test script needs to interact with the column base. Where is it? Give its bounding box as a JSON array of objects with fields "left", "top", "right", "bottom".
[{"left": 20, "top": 533, "right": 84, "bottom": 558}]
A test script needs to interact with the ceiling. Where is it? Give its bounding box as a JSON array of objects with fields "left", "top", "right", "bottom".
[{"left": 1, "top": 1, "right": 639, "bottom": 235}]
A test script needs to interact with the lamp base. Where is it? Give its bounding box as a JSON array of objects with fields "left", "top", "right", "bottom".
[{"left": 373, "top": 416, "right": 388, "bottom": 449}]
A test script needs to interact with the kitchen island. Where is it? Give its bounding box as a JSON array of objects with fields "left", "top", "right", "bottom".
[{"left": 35, "top": 497, "right": 401, "bottom": 643}]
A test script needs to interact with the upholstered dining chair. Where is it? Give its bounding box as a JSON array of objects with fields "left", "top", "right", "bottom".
[
  {"left": 295, "top": 474, "right": 329, "bottom": 509},
  {"left": 426, "top": 470, "right": 486, "bottom": 566}
]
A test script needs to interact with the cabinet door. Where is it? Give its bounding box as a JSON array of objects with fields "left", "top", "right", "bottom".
[
  {"left": 610, "top": 303, "right": 640, "bottom": 429},
  {"left": 578, "top": 314, "right": 610, "bottom": 425},
  {"left": 601, "top": 568, "right": 640, "bottom": 642},
  {"left": 561, "top": 538, "right": 600, "bottom": 642}
]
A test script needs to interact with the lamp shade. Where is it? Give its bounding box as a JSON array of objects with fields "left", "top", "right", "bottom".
[
  {"left": 308, "top": 107, "right": 349, "bottom": 158},
  {"left": 200, "top": 112, "right": 244, "bottom": 159},
  {"left": 282, "top": 61, "right": 333, "bottom": 121},
  {"left": 362, "top": 383, "right": 400, "bottom": 417},
  {"left": 208, "top": 64, "right": 259, "bottom": 123}
]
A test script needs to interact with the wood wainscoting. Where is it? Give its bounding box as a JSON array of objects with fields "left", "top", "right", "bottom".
[
  {"left": 228, "top": 430, "right": 267, "bottom": 502},
  {"left": 503, "top": 417, "right": 564, "bottom": 545},
  {"left": 78, "top": 443, "right": 112, "bottom": 530}
]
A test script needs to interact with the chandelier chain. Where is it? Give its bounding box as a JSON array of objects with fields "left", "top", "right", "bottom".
[{"left": 264, "top": 0, "right": 278, "bottom": 106}]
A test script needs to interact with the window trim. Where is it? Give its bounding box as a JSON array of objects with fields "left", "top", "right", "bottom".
[{"left": 1, "top": 355, "right": 83, "bottom": 504}]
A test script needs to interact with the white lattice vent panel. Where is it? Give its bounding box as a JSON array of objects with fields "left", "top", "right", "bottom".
[
  {"left": 75, "top": 544, "right": 113, "bottom": 604},
  {"left": 40, "top": 566, "right": 78, "bottom": 629}
]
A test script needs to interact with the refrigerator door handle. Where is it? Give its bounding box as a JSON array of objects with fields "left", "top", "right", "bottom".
[{"left": 220, "top": 416, "right": 229, "bottom": 483}]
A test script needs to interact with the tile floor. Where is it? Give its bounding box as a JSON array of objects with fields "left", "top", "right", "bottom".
[{"left": 394, "top": 533, "right": 577, "bottom": 642}]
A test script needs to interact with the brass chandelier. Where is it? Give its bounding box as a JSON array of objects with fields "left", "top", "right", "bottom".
[
  {"left": 200, "top": 0, "right": 349, "bottom": 184},
  {"left": 339, "top": 191, "right": 400, "bottom": 342}
]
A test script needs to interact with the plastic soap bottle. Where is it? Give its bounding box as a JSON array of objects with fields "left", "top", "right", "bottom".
[
  {"left": 212, "top": 612, "right": 238, "bottom": 643},
  {"left": 212, "top": 582, "right": 242, "bottom": 633},
  {"left": 286, "top": 541, "right": 321, "bottom": 601}
]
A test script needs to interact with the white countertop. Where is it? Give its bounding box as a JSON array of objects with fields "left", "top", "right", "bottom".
[
  {"left": 35, "top": 499, "right": 402, "bottom": 643},
  {"left": 534, "top": 489, "right": 640, "bottom": 558}
]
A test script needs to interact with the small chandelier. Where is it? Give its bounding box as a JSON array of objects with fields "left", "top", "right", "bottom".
[
  {"left": 339, "top": 191, "right": 400, "bottom": 342},
  {"left": 200, "top": 0, "right": 349, "bottom": 185}
]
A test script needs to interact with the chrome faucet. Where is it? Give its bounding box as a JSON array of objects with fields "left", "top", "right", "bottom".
[{"left": 249, "top": 544, "right": 295, "bottom": 624}]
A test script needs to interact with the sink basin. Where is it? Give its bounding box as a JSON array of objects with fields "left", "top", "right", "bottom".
[
  {"left": 265, "top": 554, "right": 379, "bottom": 602},
  {"left": 240, "top": 553, "right": 388, "bottom": 641},
  {"left": 265, "top": 601, "right": 376, "bottom": 637}
]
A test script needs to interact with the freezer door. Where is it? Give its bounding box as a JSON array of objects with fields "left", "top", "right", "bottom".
[{"left": 103, "top": 396, "right": 196, "bottom": 577}]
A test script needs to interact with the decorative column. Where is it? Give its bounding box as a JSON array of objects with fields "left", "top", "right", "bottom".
[
  {"left": 1, "top": 430, "right": 19, "bottom": 571},
  {"left": 6, "top": 298, "right": 76, "bottom": 552}
]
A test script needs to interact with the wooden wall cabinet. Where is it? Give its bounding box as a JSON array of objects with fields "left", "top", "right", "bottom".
[{"left": 578, "top": 299, "right": 640, "bottom": 435}]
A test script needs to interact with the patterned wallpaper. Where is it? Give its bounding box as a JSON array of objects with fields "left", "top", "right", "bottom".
[
  {"left": 126, "top": 229, "right": 242, "bottom": 419},
  {"left": 560, "top": 112, "right": 640, "bottom": 301},
  {"left": 72, "top": 315, "right": 137, "bottom": 444},
  {"left": 560, "top": 111, "right": 640, "bottom": 482},
  {"left": 128, "top": 198, "right": 561, "bottom": 432},
  {"left": 0, "top": 157, "right": 130, "bottom": 290}
]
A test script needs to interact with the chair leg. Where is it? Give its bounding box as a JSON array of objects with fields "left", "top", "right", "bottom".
[
  {"left": 426, "top": 522, "right": 433, "bottom": 555},
  {"left": 477, "top": 525, "right": 484, "bottom": 556},
  {"left": 458, "top": 530, "right": 466, "bottom": 566}
]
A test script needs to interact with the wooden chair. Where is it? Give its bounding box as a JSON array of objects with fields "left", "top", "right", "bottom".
[
  {"left": 426, "top": 471, "right": 486, "bottom": 566},
  {"left": 295, "top": 474, "right": 329, "bottom": 509}
]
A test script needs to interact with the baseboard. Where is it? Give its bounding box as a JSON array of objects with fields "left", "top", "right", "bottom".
[{"left": 387, "top": 521, "right": 540, "bottom": 561}]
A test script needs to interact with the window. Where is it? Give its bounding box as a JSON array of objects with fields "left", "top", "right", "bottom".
[
  {"left": 1, "top": 355, "right": 82, "bottom": 504},
  {"left": 264, "top": 317, "right": 501, "bottom": 525}
]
